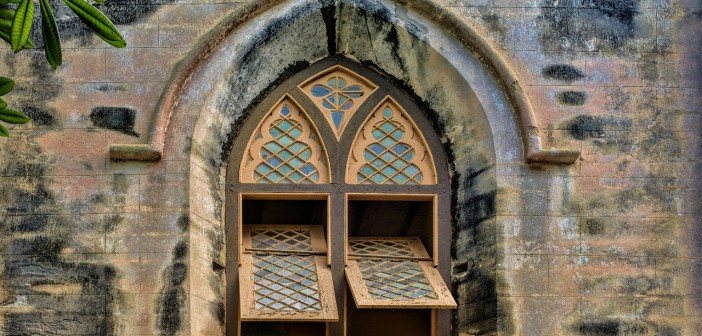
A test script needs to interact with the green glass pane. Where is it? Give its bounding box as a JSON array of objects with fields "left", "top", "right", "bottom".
[
  {"left": 380, "top": 122, "right": 396, "bottom": 133},
  {"left": 267, "top": 171, "right": 283, "bottom": 182},
  {"left": 381, "top": 151, "right": 397, "bottom": 163},
  {"left": 393, "top": 173, "right": 408, "bottom": 184},
  {"left": 392, "top": 129, "right": 404, "bottom": 140},
  {"left": 380, "top": 137, "right": 396, "bottom": 149},
  {"left": 371, "top": 159, "right": 385, "bottom": 168},
  {"left": 360, "top": 165, "right": 375, "bottom": 176},
  {"left": 279, "top": 120, "right": 293, "bottom": 131},
  {"left": 289, "top": 142, "right": 305, "bottom": 153},
  {"left": 265, "top": 142, "right": 283, "bottom": 154},
  {"left": 278, "top": 149, "right": 293, "bottom": 161},
  {"left": 381, "top": 166, "right": 398, "bottom": 177},
  {"left": 279, "top": 135, "right": 294, "bottom": 146},
  {"left": 255, "top": 164, "right": 272, "bottom": 174},
  {"left": 278, "top": 164, "right": 293, "bottom": 175},
  {"left": 372, "top": 129, "right": 384, "bottom": 140},
  {"left": 402, "top": 149, "right": 415, "bottom": 161},
  {"left": 405, "top": 165, "right": 419, "bottom": 176},
  {"left": 392, "top": 160, "right": 409, "bottom": 170},
  {"left": 371, "top": 174, "right": 385, "bottom": 184},
  {"left": 289, "top": 127, "right": 302, "bottom": 138},
  {"left": 298, "top": 148, "right": 311, "bottom": 161},
  {"left": 289, "top": 171, "right": 304, "bottom": 182},
  {"left": 270, "top": 127, "right": 282, "bottom": 138},
  {"left": 289, "top": 157, "right": 304, "bottom": 168}
]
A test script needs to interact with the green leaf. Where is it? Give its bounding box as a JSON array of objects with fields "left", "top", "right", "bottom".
[
  {"left": 0, "top": 98, "right": 6, "bottom": 109},
  {"left": 0, "top": 108, "right": 30, "bottom": 124},
  {"left": 11, "top": 0, "right": 34, "bottom": 53},
  {"left": 40, "top": 0, "right": 62, "bottom": 68},
  {"left": 0, "top": 8, "right": 15, "bottom": 20},
  {"left": 0, "top": 0, "right": 21, "bottom": 5},
  {"left": 0, "top": 17, "right": 11, "bottom": 31},
  {"left": 0, "top": 123, "right": 9, "bottom": 137},
  {"left": 63, "top": 0, "right": 126, "bottom": 48},
  {"left": 0, "top": 77, "right": 14, "bottom": 96},
  {"left": 0, "top": 29, "right": 34, "bottom": 49}
]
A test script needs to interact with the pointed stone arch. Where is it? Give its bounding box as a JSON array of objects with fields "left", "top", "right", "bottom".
[{"left": 103, "top": 1, "right": 583, "bottom": 335}]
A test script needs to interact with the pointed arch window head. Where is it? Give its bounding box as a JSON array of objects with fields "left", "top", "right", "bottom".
[
  {"left": 300, "top": 66, "right": 377, "bottom": 140},
  {"left": 240, "top": 96, "right": 330, "bottom": 184},
  {"left": 347, "top": 97, "right": 436, "bottom": 185}
]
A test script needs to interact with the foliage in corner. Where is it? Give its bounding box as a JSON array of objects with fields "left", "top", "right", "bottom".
[{"left": 0, "top": 0, "right": 127, "bottom": 136}]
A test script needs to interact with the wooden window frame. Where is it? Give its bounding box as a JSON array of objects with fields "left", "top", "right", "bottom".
[{"left": 225, "top": 56, "right": 453, "bottom": 336}]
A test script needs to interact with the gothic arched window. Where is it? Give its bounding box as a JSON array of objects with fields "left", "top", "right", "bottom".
[{"left": 227, "top": 57, "right": 455, "bottom": 336}]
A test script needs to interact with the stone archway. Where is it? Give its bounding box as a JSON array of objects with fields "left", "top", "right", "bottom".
[{"left": 128, "top": 1, "right": 577, "bottom": 334}]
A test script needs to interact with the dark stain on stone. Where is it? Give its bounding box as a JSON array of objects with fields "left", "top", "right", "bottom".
[
  {"left": 177, "top": 214, "right": 189, "bottom": 232},
  {"left": 582, "top": 218, "right": 606, "bottom": 235},
  {"left": 565, "top": 115, "right": 609, "bottom": 140},
  {"left": 159, "top": 240, "right": 188, "bottom": 336},
  {"left": 577, "top": 319, "right": 648, "bottom": 335},
  {"left": 6, "top": 184, "right": 52, "bottom": 215},
  {"left": 12, "top": 215, "right": 50, "bottom": 233},
  {"left": 557, "top": 91, "right": 588, "bottom": 105},
  {"left": 21, "top": 106, "right": 55, "bottom": 126},
  {"left": 215, "top": 302, "right": 225, "bottom": 325},
  {"left": 94, "top": 83, "right": 126, "bottom": 93},
  {"left": 543, "top": 64, "right": 585, "bottom": 81},
  {"left": 320, "top": 5, "right": 337, "bottom": 55},
  {"left": 89, "top": 106, "right": 140, "bottom": 137},
  {"left": 538, "top": 0, "right": 640, "bottom": 51},
  {"left": 479, "top": 9, "right": 507, "bottom": 37}
]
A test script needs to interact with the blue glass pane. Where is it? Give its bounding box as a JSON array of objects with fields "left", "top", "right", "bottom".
[
  {"left": 372, "top": 129, "right": 384, "bottom": 140},
  {"left": 328, "top": 95, "right": 336, "bottom": 105},
  {"left": 328, "top": 78, "right": 336, "bottom": 88},
  {"left": 364, "top": 149, "right": 375, "bottom": 161},
  {"left": 267, "top": 157, "right": 282, "bottom": 167},
  {"left": 370, "top": 143, "right": 384, "bottom": 154},
  {"left": 402, "top": 150, "right": 415, "bottom": 161},
  {"left": 280, "top": 105, "right": 291, "bottom": 116},
  {"left": 322, "top": 100, "right": 333, "bottom": 110},
  {"left": 300, "top": 164, "right": 316, "bottom": 175},
  {"left": 347, "top": 93, "right": 362, "bottom": 98},
  {"left": 338, "top": 96, "right": 347, "bottom": 105},
  {"left": 311, "top": 85, "right": 331, "bottom": 97},
  {"left": 340, "top": 100, "right": 353, "bottom": 110},
  {"left": 267, "top": 171, "right": 283, "bottom": 181},
  {"left": 331, "top": 111, "right": 343, "bottom": 128},
  {"left": 338, "top": 78, "right": 346, "bottom": 88},
  {"left": 310, "top": 172, "right": 319, "bottom": 182},
  {"left": 383, "top": 107, "right": 392, "bottom": 118},
  {"left": 345, "top": 85, "right": 362, "bottom": 92},
  {"left": 392, "top": 144, "right": 408, "bottom": 155}
]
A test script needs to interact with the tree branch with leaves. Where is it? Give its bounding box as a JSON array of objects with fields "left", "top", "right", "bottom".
[{"left": 0, "top": 0, "right": 126, "bottom": 136}]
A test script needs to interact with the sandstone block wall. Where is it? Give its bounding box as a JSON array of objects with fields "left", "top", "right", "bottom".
[{"left": 0, "top": 0, "right": 699, "bottom": 335}]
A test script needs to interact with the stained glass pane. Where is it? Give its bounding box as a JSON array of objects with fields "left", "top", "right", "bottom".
[
  {"left": 348, "top": 99, "right": 436, "bottom": 185},
  {"left": 300, "top": 66, "right": 377, "bottom": 139},
  {"left": 241, "top": 97, "right": 329, "bottom": 184}
]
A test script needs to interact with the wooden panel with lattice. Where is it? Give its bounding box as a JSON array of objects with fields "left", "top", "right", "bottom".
[
  {"left": 345, "top": 237, "right": 456, "bottom": 309},
  {"left": 240, "top": 225, "right": 338, "bottom": 321}
]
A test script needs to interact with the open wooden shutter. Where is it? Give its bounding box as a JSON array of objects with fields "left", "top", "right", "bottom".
[
  {"left": 240, "top": 225, "right": 338, "bottom": 321},
  {"left": 345, "top": 237, "right": 456, "bottom": 309}
]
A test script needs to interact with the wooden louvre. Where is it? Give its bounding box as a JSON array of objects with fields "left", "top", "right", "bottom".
[
  {"left": 240, "top": 225, "right": 338, "bottom": 321},
  {"left": 345, "top": 237, "right": 456, "bottom": 309}
]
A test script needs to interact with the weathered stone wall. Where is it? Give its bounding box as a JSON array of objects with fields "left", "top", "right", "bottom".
[{"left": 0, "top": 0, "right": 698, "bottom": 335}]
